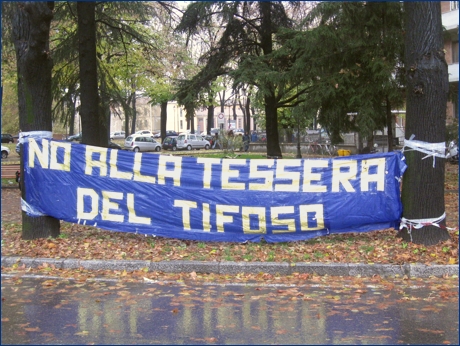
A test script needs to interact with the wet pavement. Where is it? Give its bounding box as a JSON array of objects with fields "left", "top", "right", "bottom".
[{"left": 1, "top": 274, "right": 458, "bottom": 344}]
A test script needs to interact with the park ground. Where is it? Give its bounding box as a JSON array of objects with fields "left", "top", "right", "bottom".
[{"left": 1, "top": 161, "right": 458, "bottom": 276}]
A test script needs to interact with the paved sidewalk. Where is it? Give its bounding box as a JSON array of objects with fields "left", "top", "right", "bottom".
[{"left": 2, "top": 256, "right": 458, "bottom": 278}]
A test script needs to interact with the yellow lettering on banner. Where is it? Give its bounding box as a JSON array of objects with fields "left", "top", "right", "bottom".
[
  {"left": 332, "top": 159, "right": 357, "bottom": 192},
  {"left": 110, "top": 150, "right": 133, "bottom": 180},
  {"left": 127, "top": 193, "right": 151, "bottom": 224},
  {"left": 242, "top": 207, "right": 266, "bottom": 234},
  {"left": 248, "top": 159, "right": 274, "bottom": 191},
  {"left": 202, "top": 203, "right": 211, "bottom": 231},
  {"left": 49, "top": 141, "right": 71, "bottom": 171},
  {"left": 274, "top": 160, "right": 301, "bottom": 192},
  {"left": 85, "top": 146, "right": 108, "bottom": 176},
  {"left": 77, "top": 188, "right": 98, "bottom": 220},
  {"left": 158, "top": 155, "right": 182, "bottom": 186},
  {"left": 28, "top": 138, "right": 49, "bottom": 168},
  {"left": 101, "top": 191, "right": 124, "bottom": 222},
  {"left": 216, "top": 205, "right": 239, "bottom": 232},
  {"left": 174, "top": 200, "right": 197, "bottom": 230},
  {"left": 271, "top": 206, "right": 296, "bottom": 233},
  {"left": 197, "top": 158, "right": 221, "bottom": 188},
  {"left": 361, "top": 158, "right": 385, "bottom": 192},
  {"left": 299, "top": 204, "right": 325, "bottom": 231},
  {"left": 222, "top": 159, "right": 246, "bottom": 190},
  {"left": 133, "top": 152, "right": 156, "bottom": 184},
  {"left": 303, "top": 160, "right": 328, "bottom": 192}
]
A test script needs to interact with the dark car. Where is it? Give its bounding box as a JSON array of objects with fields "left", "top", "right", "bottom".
[
  {"left": 166, "top": 130, "right": 179, "bottom": 137},
  {"left": 108, "top": 141, "right": 122, "bottom": 150},
  {"left": 162, "top": 136, "right": 178, "bottom": 151},
  {"left": 1, "top": 134, "right": 14, "bottom": 143},
  {"left": 154, "top": 131, "right": 178, "bottom": 138}
]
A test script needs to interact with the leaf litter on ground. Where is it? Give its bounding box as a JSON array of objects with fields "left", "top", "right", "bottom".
[{"left": 1, "top": 161, "right": 458, "bottom": 283}]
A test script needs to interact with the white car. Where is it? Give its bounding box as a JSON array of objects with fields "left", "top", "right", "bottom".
[
  {"left": 1, "top": 145, "right": 10, "bottom": 159},
  {"left": 110, "top": 131, "right": 126, "bottom": 139},
  {"left": 134, "top": 130, "right": 154, "bottom": 136},
  {"left": 176, "top": 133, "right": 210, "bottom": 150},
  {"left": 124, "top": 134, "right": 161, "bottom": 152}
]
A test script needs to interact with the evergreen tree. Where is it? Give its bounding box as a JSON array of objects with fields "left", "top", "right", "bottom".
[
  {"left": 175, "top": 1, "right": 297, "bottom": 158},
  {"left": 296, "top": 2, "right": 406, "bottom": 146}
]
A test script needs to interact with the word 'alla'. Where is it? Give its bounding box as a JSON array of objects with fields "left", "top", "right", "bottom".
[{"left": 27, "top": 138, "right": 386, "bottom": 193}]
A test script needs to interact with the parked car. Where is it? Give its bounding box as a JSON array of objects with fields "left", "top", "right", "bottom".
[
  {"left": 134, "top": 130, "right": 154, "bottom": 136},
  {"left": 153, "top": 130, "right": 178, "bottom": 139},
  {"left": 110, "top": 131, "right": 126, "bottom": 140},
  {"left": 162, "top": 136, "right": 178, "bottom": 151},
  {"left": 1, "top": 145, "right": 10, "bottom": 159},
  {"left": 108, "top": 141, "right": 122, "bottom": 150},
  {"left": 1, "top": 134, "right": 14, "bottom": 143},
  {"left": 166, "top": 130, "right": 179, "bottom": 137},
  {"left": 15, "top": 143, "right": 20, "bottom": 155},
  {"left": 176, "top": 133, "right": 210, "bottom": 150},
  {"left": 66, "top": 132, "right": 82, "bottom": 141},
  {"left": 204, "top": 135, "right": 214, "bottom": 147},
  {"left": 124, "top": 135, "right": 161, "bottom": 152}
]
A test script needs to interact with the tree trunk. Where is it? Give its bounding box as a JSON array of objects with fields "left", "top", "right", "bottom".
[
  {"left": 386, "top": 97, "right": 394, "bottom": 152},
  {"left": 245, "top": 96, "right": 251, "bottom": 133},
  {"left": 129, "top": 91, "right": 136, "bottom": 134},
  {"left": 260, "top": 2, "right": 282, "bottom": 158},
  {"left": 78, "top": 2, "right": 105, "bottom": 147},
  {"left": 399, "top": 2, "right": 450, "bottom": 245},
  {"left": 69, "top": 93, "right": 76, "bottom": 135},
  {"left": 13, "top": 1, "right": 60, "bottom": 239},
  {"left": 207, "top": 104, "right": 214, "bottom": 135},
  {"left": 160, "top": 101, "right": 167, "bottom": 141},
  {"left": 100, "top": 73, "right": 111, "bottom": 143}
]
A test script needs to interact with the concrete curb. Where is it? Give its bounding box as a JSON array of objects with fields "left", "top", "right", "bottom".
[{"left": 2, "top": 256, "right": 458, "bottom": 278}]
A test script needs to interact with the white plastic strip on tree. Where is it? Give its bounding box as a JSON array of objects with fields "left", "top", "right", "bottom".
[
  {"left": 402, "top": 134, "right": 446, "bottom": 167},
  {"left": 18, "top": 131, "right": 53, "bottom": 144},
  {"left": 400, "top": 212, "right": 454, "bottom": 242},
  {"left": 21, "top": 198, "right": 46, "bottom": 217},
  {"left": 400, "top": 212, "right": 447, "bottom": 230}
]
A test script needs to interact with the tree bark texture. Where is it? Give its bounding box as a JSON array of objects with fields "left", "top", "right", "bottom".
[
  {"left": 13, "top": 1, "right": 60, "bottom": 239},
  {"left": 400, "top": 2, "right": 450, "bottom": 245},
  {"left": 207, "top": 104, "right": 214, "bottom": 135},
  {"left": 259, "top": 2, "right": 282, "bottom": 158},
  {"left": 77, "top": 2, "right": 105, "bottom": 147}
]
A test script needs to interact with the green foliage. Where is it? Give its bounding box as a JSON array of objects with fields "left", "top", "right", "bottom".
[{"left": 282, "top": 2, "right": 406, "bottom": 143}]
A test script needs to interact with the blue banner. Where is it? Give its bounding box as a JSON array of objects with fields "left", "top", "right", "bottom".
[{"left": 22, "top": 139, "right": 407, "bottom": 243}]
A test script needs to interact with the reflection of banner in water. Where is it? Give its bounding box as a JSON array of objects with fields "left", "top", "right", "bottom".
[{"left": 22, "top": 139, "right": 407, "bottom": 243}]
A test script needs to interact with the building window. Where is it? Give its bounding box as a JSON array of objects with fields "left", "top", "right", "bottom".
[
  {"left": 451, "top": 1, "right": 459, "bottom": 10},
  {"left": 180, "top": 120, "right": 183, "bottom": 130}
]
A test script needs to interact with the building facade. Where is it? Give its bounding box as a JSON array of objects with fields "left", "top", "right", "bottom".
[
  {"left": 442, "top": 1, "right": 459, "bottom": 124},
  {"left": 110, "top": 98, "right": 249, "bottom": 135}
]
